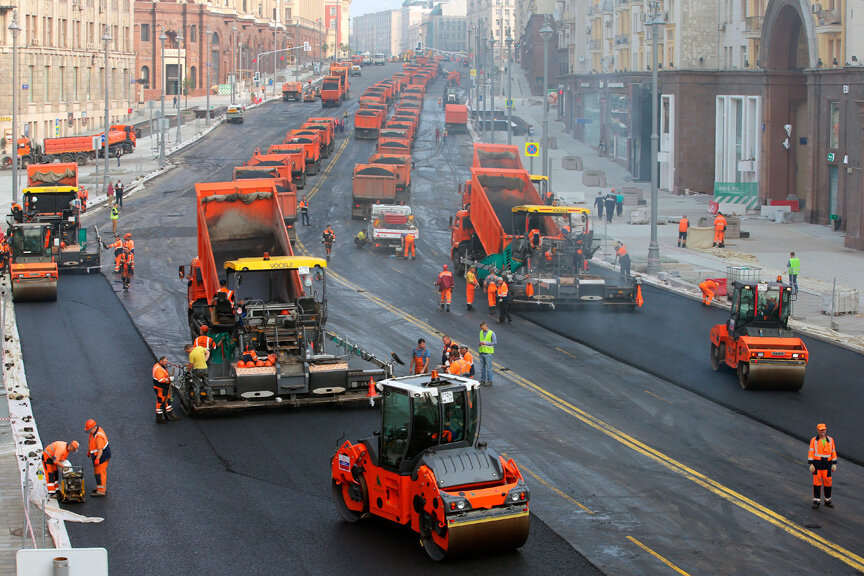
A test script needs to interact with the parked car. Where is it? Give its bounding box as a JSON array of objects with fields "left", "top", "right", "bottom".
[{"left": 226, "top": 105, "right": 245, "bottom": 124}]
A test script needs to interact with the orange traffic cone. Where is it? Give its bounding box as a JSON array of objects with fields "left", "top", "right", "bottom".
[
  {"left": 636, "top": 284, "right": 644, "bottom": 307},
  {"left": 367, "top": 377, "right": 378, "bottom": 406}
]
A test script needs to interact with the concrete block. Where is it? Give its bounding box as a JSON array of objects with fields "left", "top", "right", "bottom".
[
  {"left": 582, "top": 170, "right": 607, "bottom": 187},
  {"left": 627, "top": 207, "right": 649, "bottom": 224},
  {"left": 718, "top": 202, "right": 748, "bottom": 215},
  {"left": 562, "top": 156, "right": 582, "bottom": 170}
]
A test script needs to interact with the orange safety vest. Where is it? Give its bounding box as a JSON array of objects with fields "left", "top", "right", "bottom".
[
  {"left": 679, "top": 218, "right": 689, "bottom": 233},
  {"left": 461, "top": 350, "right": 473, "bottom": 366},
  {"left": 714, "top": 215, "right": 727, "bottom": 230},
  {"left": 497, "top": 282, "right": 509, "bottom": 298},
  {"left": 152, "top": 363, "right": 171, "bottom": 386},
  {"left": 616, "top": 245, "right": 628, "bottom": 257},
  {"left": 217, "top": 286, "right": 235, "bottom": 303},
  {"left": 88, "top": 427, "right": 109, "bottom": 459},
  {"left": 194, "top": 335, "right": 215, "bottom": 350},
  {"left": 44, "top": 441, "right": 70, "bottom": 463},
  {"left": 404, "top": 233, "right": 415, "bottom": 245},
  {"left": 123, "top": 239, "right": 135, "bottom": 252},
  {"left": 447, "top": 358, "right": 469, "bottom": 375},
  {"left": 808, "top": 436, "right": 837, "bottom": 462},
  {"left": 299, "top": 199, "right": 308, "bottom": 210}
]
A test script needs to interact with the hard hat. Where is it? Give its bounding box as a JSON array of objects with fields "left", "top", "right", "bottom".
[
  {"left": 69, "top": 441, "right": 79, "bottom": 451},
  {"left": 442, "top": 264, "right": 448, "bottom": 270},
  {"left": 817, "top": 423, "right": 827, "bottom": 431},
  {"left": 84, "top": 419, "right": 97, "bottom": 431},
  {"left": 200, "top": 325, "right": 209, "bottom": 333},
  {"left": 125, "top": 233, "right": 132, "bottom": 239}
]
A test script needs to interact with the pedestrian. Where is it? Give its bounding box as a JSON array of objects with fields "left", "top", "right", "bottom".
[
  {"left": 615, "top": 189, "right": 624, "bottom": 216},
  {"left": 152, "top": 356, "right": 180, "bottom": 423},
  {"left": 465, "top": 266, "right": 480, "bottom": 311},
  {"left": 787, "top": 251, "right": 800, "bottom": 293},
  {"left": 486, "top": 274, "right": 498, "bottom": 316},
  {"left": 496, "top": 277, "right": 512, "bottom": 324},
  {"left": 41, "top": 440, "right": 79, "bottom": 497},
  {"left": 615, "top": 241, "right": 631, "bottom": 278},
  {"left": 185, "top": 342, "right": 212, "bottom": 403},
  {"left": 478, "top": 321, "right": 496, "bottom": 386},
  {"left": 115, "top": 148, "right": 122, "bottom": 167},
  {"left": 299, "top": 195, "right": 309, "bottom": 226},
  {"left": 435, "top": 127, "right": 441, "bottom": 144},
  {"left": 713, "top": 211, "right": 727, "bottom": 248},
  {"left": 809, "top": 423, "right": 837, "bottom": 509},
  {"left": 604, "top": 194, "right": 616, "bottom": 224},
  {"left": 410, "top": 338, "right": 431, "bottom": 374},
  {"left": 528, "top": 125, "right": 535, "bottom": 139},
  {"left": 594, "top": 192, "right": 605, "bottom": 220},
  {"left": 110, "top": 204, "right": 119, "bottom": 235},
  {"left": 173, "top": 95, "right": 178, "bottom": 108},
  {"left": 84, "top": 419, "right": 111, "bottom": 497},
  {"left": 442, "top": 129, "right": 448, "bottom": 143},
  {"left": 598, "top": 137, "right": 607, "bottom": 156},
  {"left": 105, "top": 181, "right": 114, "bottom": 202},
  {"left": 114, "top": 180, "right": 124, "bottom": 209},
  {"left": 322, "top": 224, "right": 335, "bottom": 261},
  {"left": 435, "top": 264, "right": 454, "bottom": 312},
  {"left": 699, "top": 279, "right": 718, "bottom": 306},
  {"left": 678, "top": 215, "right": 689, "bottom": 248},
  {"left": 459, "top": 344, "right": 475, "bottom": 377}
]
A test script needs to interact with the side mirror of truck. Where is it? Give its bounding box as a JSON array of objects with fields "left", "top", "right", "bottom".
[{"left": 178, "top": 265, "right": 185, "bottom": 279}]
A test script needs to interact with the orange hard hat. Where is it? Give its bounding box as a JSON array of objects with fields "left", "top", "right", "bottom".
[
  {"left": 69, "top": 441, "right": 79, "bottom": 451},
  {"left": 200, "top": 325, "right": 209, "bottom": 333},
  {"left": 60, "top": 241, "right": 66, "bottom": 248},
  {"left": 817, "top": 423, "right": 827, "bottom": 431},
  {"left": 237, "top": 361, "right": 246, "bottom": 368},
  {"left": 84, "top": 419, "right": 97, "bottom": 431},
  {"left": 125, "top": 233, "right": 132, "bottom": 239}
]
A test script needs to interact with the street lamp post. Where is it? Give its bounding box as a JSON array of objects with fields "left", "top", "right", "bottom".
[
  {"left": 539, "top": 21, "right": 554, "bottom": 189},
  {"left": 506, "top": 32, "right": 513, "bottom": 145},
  {"left": 205, "top": 28, "right": 212, "bottom": 124},
  {"left": 102, "top": 26, "right": 113, "bottom": 195},
  {"left": 646, "top": 3, "right": 664, "bottom": 274},
  {"left": 9, "top": 12, "right": 21, "bottom": 204},
  {"left": 489, "top": 35, "right": 496, "bottom": 144},
  {"left": 175, "top": 33, "right": 184, "bottom": 143},
  {"left": 159, "top": 30, "right": 167, "bottom": 167},
  {"left": 231, "top": 25, "right": 238, "bottom": 104},
  {"left": 273, "top": 29, "right": 278, "bottom": 97}
]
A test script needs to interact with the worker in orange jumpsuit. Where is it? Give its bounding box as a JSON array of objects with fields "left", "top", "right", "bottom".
[
  {"left": 84, "top": 419, "right": 111, "bottom": 497},
  {"left": 435, "top": 264, "right": 454, "bottom": 312},
  {"left": 152, "top": 356, "right": 180, "bottom": 423},
  {"left": 0, "top": 239, "right": 9, "bottom": 276},
  {"left": 102, "top": 234, "right": 123, "bottom": 273},
  {"left": 465, "top": 266, "right": 480, "bottom": 311},
  {"left": 42, "top": 440, "right": 79, "bottom": 496},
  {"left": 678, "top": 215, "right": 689, "bottom": 247},
  {"left": 402, "top": 232, "right": 416, "bottom": 259},
  {"left": 118, "top": 248, "right": 133, "bottom": 291},
  {"left": 713, "top": 212, "right": 727, "bottom": 247},
  {"left": 78, "top": 187, "right": 89, "bottom": 212},
  {"left": 447, "top": 348, "right": 470, "bottom": 375},
  {"left": 809, "top": 423, "right": 837, "bottom": 508},
  {"left": 699, "top": 279, "right": 719, "bottom": 306},
  {"left": 194, "top": 325, "right": 216, "bottom": 351},
  {"left": 122, "top": 233, "right": 135, "bottom": 271},
  {"left": 486, "top": 274, "right": 499, "bottom": 316},
  {"left": 459, "top": 344, "right": 475, "bottom": 377},
  {"left": 615, "top": 242, "right": 631, "bottom": 278}
]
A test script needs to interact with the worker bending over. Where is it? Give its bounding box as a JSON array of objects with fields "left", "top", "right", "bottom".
[
  {"left": 615, "top": 242, "right": 631, "bottom": 278},
  {"left": 402, "top": 232, "right": 416, "bottom": 259},
  {"left": 84, "top": 419, "right": 111, "bottom": 497},
  {"left": 435, "top": 264, "right": 454, "bottom": 312},
  {"left": 42, "top": 440, "right": 79, "bottom": 496},
  {"left": 447, "top": 348, "right": 471, "bottom": 376},
  {"left": 699, "top": 279, "right": 719, "bottom": 306}
]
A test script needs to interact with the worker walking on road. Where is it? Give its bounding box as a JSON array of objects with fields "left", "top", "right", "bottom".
[
  {"left": 435, "top": 264, "right": 454, "bottom": 312},
  {"left": 410, "top": 338, "right": 431, "bottom": 374},
  {"left": 402, "top": 232, "right": 416, "bottom": 259},
  {"left": 497, "top": 277, "right": 512, "bottom": 324},
  {"left": 678, "top": 216, "right": 689, "bottom": 247},
  {"left": 103, "top": 234, "right": 123, "bottom": 273},
  {"left": 713, "top": 212, "right": 727, "bottom": 248},
  {"left": 478, "top": 321, "right": 496, "bottom": 386},
  {"left": 594, "top": 192, "right": 605, "bottom": 220},
  {"left": 605, "top": 194, "right": 616, "bottom": 224},
  {"left": 615, "top": 241, "right": 631, "bottom": 278},
  {"left": 42, "top": 440, "right": 79, "bottom": 496},
  {"left": 809, "top": 423, "right": 837, "bottom": 509},
  {"left": 84, "top": 419, "right": 111, "bottom": 497},
  {"left": 787, "top": 252, "right": 800, "bottom": 294},
  {"left": 110, "top": 204, "right": 119, "bottom": 235},
  {"left": 152, "top": 356, "right": 180, "bottom": 423},
  {"left": 322, "top": 224, "right": 335, "bottom": 261},
  {"left": 699, "top": 279, "right": 719, "bottom": 306},
  {"left": 299, "top": 196, "right": 310, "bottom": 226},
  {"left": 465, "top": 266, "right": 480, "bottom": 311},
  {"left": 615, "top": 189, "right": 624, "bottom": 216},
  {"left": 486, "top": 274, "right": 499, "bottom": 316}
]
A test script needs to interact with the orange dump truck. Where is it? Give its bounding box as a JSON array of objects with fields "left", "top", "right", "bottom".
[
  {"left": 368, "top": 153, "right": 412, "bottom": 195},
  {"left": 355, "top": 109, "right": 386, "bottom": 139},
  {"left": 285, "top": 130, "right": 322, "bottom": 174},
  {"left": 472, "top": 143, "right": 525, "bottom": 170},
  {"left": 377, "top": 137, "right": 412, "bottom": 156},
  {"left": 352, "top": 164, "right": 399, "bottom": 219},
  {"left": 445, "top": 104, "right": 469, "bottom": 133},
  {"left": 300, "top": 123, "right": 335, "bottom": 158},
  {"left": 320, "top": 76, "right": 344, "bottom": 107},
  {"left": 265, "top": 145, "right": 308, "bottom": 188},
  {"left": 282, "top": 81, "right": 302, "bottom": 101}
]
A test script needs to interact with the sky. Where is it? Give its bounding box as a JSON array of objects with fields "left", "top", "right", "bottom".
[{"left": 351, "top": 0, "right": 404, "bottom": 18}]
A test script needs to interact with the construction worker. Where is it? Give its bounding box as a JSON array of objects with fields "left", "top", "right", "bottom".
[
  {"left": 435, "top": 264, "right": 454, "bottom": 312},
  {"left": 118, "top": 248, "right": 133, "bottom": 292},
  {"left": 497, "top": 277, "right": 512, "bottom": 324},
  {"left": 42, "top": 440, "right": 79, "bottom": 496},
  {"left": 678, "top": 215, "right": 689, "bottom": 247},
  {"left": 787, "top": 251, "right": 800, "bottom": 293},
  {"left": 110, "top": 203, "right": 119, "bottom": 235},
  {"left": 440, "top": 335, "right": 454, "bottom": 367},
  {"left": 808, "top": 423, "right": 837, "bottom": 509},
  {"left": 0, "top": 238, "right": 9, "bottom": 276},
  {"left": 604, "top": 194, "right": 616, "bottom": 224},
  {"left": 713, "top": 211, "right": 727, "bottom": 247},
  {"left": 465, "top": 266, "right": 480, "bottom": 311},
  {"left": 402, "top": 232, "right": 416, "bottom": 259},
  {"left": 216, "top": 279, "right": 234, "bottom": 305},
  {"left": 486, "top": 274, "right": 498, "bottom": 316},
  {"left": 84, "top": 419, "right": 111, "bottom": 497},
  {"left": 447, "top": 348, "right": 470, "bottom": 375},
  {"left": 185, "top": 342, "right": 211, "bottom": 403},
  {"left": 615, "top": 241, "right": 631, "bottom": 278},
  {"left": 122, "top": 233, "right": 134, "bottom": 271},
  {"left": 114, "top": 180, "right": 124, "bottom": 210},
  {"left": 410, "top": 338, "right": 431, "bottom": 374},
  {"left": 354, "top": 229, "right": 367, "bottom": 248},
  {"left": 79, "top": 186, "right": 89, "bottom": 212},
  {"left": 322, "top": 224, "right": 335, "bottom": 261},
  {"left": 194, "top": 325, "right": 216, "bottom": 351},
  {"left": 528, "top": 228, "right": 541, "bottom": 251},
  {"left": 615, "top": 189, "right": 624, "bottom": 216},
  {"left": 699, "top": 279, "right": 719, "bottom": 306},
  {"left": 459, "top": 344, "right": 475, "bottom": 377},
  {"left": 103, "top": 234, "right": 123, "bottom": 273},
  {"left": 152, "top": 356, "right": 180, "bottom": 423},
  {"left": 299, "top": 196, "right": 309, "bottom": 226},
  {"left": 478, "top": 321, "right": 496, "bottom": 386}
]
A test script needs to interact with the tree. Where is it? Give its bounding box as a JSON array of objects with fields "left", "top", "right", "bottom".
[
  {"left": 340, "top": 43, "right": 351, "bottom": 57},
  {"left": 321, "top": 42, "right": 330, "bottom": 60}
]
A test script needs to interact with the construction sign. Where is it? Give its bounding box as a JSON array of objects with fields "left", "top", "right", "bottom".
[{"left": 525, "top": 142, "right": 539, "bottom": 157}]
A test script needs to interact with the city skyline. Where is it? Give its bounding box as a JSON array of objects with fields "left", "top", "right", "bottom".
[{"left": 351, "top": 0, "right": 404, "bottom": 18}]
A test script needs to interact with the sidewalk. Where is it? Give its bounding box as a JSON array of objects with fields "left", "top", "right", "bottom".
[{"left": 482, "top": 66, "right": 864, "bottom": 347}]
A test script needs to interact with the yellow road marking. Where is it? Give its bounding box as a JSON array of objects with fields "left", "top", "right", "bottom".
[
  {"left": 626, "top": 536, "right": 692, "bottom": 576},
  {"left": 292, "top": 119, "right": 864, "bottom": 574},
  {"left": 643, "top": 389, "right": 673, "bottom": 405},
  {"left": 519, "top": 465, "right": 594, "bottom": 515},
  {"left": 555, "top": 347, "right": 578, "bottom": 359}
]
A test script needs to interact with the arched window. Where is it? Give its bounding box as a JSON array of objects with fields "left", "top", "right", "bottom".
[{"left": 141, "top": 65, "right": 150, "bottom": 88}]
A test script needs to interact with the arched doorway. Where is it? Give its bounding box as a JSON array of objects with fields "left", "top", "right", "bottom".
[
  {"left": 210, "top": 32, "right": 221, "bottom": 87},
  {"left": 760, "top": 0, "right": 816, "bottom": 207}
]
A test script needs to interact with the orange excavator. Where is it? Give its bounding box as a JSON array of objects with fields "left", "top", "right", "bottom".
[
  {"left": 331, "top": 372, "right": 530, "bottom": 560},
  {"left": 710, "top": 279, "right": 808, "bottom": 390}
]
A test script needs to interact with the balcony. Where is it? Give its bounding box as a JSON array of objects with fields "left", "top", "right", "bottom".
[
  {"left": 614, "top": 34, "right": 629, "bottom": 46},
  {"left": 815, "top": 8, "right": 842, "bottom": 34},
  {"left": 743, "top": 16, "right": 762, "bottom": 39}
]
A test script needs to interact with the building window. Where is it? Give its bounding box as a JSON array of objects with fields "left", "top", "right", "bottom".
[
  {"left": 141, "top": 23, "right": 150, "bottom": 42},
  {"left": 141, "top": 65, "right": 150, "bottom": 88},
  {"left": 59, "top": 67, "right": 65, "bottom": 101},
  {"left": 715, "top": 95, "right": 761, "bottom": 184},
  {"left": 73, "top": 67, "right": 79, "bottom": 100},
  {"left": 829, "top": 102, "right": 840, "bottom": 149},
  {"left": 330, "top": 7, "right": 337, "bottom": 15},
  {"left": 190, "top": 25, "right": 197, "bottom": 42}
]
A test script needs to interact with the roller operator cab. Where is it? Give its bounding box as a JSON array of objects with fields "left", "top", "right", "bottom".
[
  {"left": 710, "top": 280, "right": 808, "bottom": 390},
  {"left": 331, "top": 373, "right": 530, "bottom": 561}
]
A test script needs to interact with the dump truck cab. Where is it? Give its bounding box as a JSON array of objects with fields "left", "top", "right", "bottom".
[
  {"left": 710, "top": 280, "right": 808, "bottom": 390},
  {"left": 331, "top": 373, "right": 530, "bottom": 561},
  {"left": 366, "top": 204, "right": 419, "bottom": 251}
]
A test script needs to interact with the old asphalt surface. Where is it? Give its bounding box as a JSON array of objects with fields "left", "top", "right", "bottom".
[{"left": 13, "top": 64, "right": 864, "bottom": 575}]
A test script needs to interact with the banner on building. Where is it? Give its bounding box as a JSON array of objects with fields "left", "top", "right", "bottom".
[{"left": 713, "top": 182, "right": 759, "bottom": 210}]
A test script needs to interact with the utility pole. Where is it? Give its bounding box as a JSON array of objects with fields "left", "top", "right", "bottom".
[
  {"left": 540, "top": 20, "right": 554, "bottom": 188},
  {"left": 273, "top": 28, "right": 278, "bottom": 97},
  {"left": 175, "top": 32, "right": 184, "bottom": 143},
  {"left": 506, "top": 31, "right": 513, "bottom": 145},
  {"left": 231, "top": 25, "right": 237, "bottom": 104},
  {"left": 646, "top": 1, "right": 665, "bottom": 274},
  {"left": 489, "top": 34, "right": 496, "bottom": 144},
  {"left": 9, "top": 12, "right": 21, "bottom": 204},
  {"left": 159, "top": 30, "right": 167, "bottom": 167},
  {"left": 205, "top": 28, "right": 212, "bottom": 124},
  {"left": 102, "top": 25, "right": 113, "bottom": 195}
]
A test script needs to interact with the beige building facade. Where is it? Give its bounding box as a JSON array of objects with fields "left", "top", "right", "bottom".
[
  {"left": 467, "top": 0, "right": 516, "bottom": 69},
  {"left": 352, "top": 10, "right": 402, "bottom": 57}
]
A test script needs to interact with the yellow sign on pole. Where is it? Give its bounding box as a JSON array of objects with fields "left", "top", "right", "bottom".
[{"left": 525, "top": 142, "right": 540, "bottom": 157}]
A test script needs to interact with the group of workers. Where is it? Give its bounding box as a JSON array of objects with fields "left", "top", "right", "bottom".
[
  {"left": 436, "top": 264, "right": 515, "bottom": 324},
  {"left": 42, "top": 419, "right": 110, "bottom": 498},
  {"left": 103, "top": 232, "right": 135, "bottom": 291},
  {"left": 410, "top": 322, "right": 497, "bottom": 386},
  {"left": 594, "top": 191, "right": 624, "bottom": 223}
]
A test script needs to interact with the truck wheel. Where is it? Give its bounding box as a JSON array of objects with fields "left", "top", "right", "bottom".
[
  {"left": 75, "top": 153, "right": 88, "bottom": 165},
  {"left": 331, "top": 476, "right": 368, "bottom": 522},
  {"left": 737, "top": 363, "right": 751, "bottom": 390},
  {"left": 1, "top": 156, "right": 11, "bottom": 169},
  {"left": 60, "top": 153, "right": 73, "bottom": 163}
]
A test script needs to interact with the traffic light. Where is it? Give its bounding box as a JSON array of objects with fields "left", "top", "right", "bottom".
[{"left": 558, "top": 88, "right": 564, "bottom": 95}]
